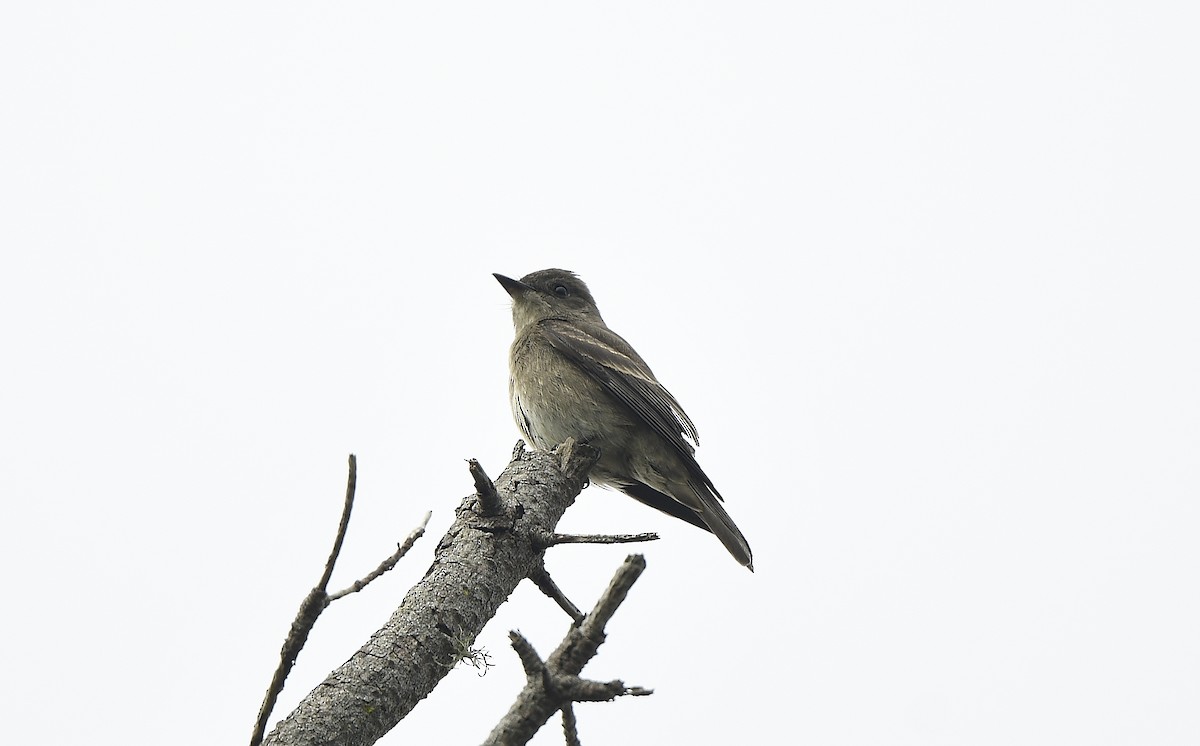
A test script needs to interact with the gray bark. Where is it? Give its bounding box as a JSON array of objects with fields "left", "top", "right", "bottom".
[
  {"left": 261, "top": 440, "right": 598, "bottom": 746},
  {"left": 483, "top": 555, "right": 651, "bottom": 745}
]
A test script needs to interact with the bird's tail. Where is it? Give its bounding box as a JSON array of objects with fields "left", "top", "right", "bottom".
[
  {"left": 613, "top": 478, "right": 754, "bottom": 571},
  {"left": 691, "top": 484, "right": 754, "bottom": 571}
]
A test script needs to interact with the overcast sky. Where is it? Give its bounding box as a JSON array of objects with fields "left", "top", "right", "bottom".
[{"left": 2, "top": 2, "right": 1197, "bottom": 744}]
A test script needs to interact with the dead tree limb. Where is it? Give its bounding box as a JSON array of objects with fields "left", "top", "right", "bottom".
[
  {"left": 260, "top": 439, "right": 600, "bottom": 746},
  {"left": 249, "top": 454, "right": 358, "bottom": 746},
  {"left": 483, "top": 554, "right": 653, "bottom": 745},
  {"left": 251, "top": 456, "right": 430, "bottom": 746}
]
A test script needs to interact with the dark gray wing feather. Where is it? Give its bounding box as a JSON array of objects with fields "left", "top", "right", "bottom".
[{"left": 539, "top": 319, "right": 723, "bottom": 502}]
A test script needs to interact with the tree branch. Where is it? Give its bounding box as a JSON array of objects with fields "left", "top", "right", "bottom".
[
  {"left": 529, "top": 562, "right": 585, "bottom": 625},
  {"left": 541, "top": 531, "right": 659, "bottom": 547},
  {"left": 251, "top": 457, "right": 432, "bottom": 746},
  {"left": 483, "top": 554, "right": 652, "bottom": 745},
  {"left": 327, "top": 511, "right": 431, "bottom": 601},
  {"left": 561, "top": 703, "right": 581, "bottom": 746},
  {"left": 469, "top": 457, "right": 503, "bottom": 516},
  {"left": 261, "top": 439, "right": 600, "bottom": 746},
  {"left": 319, "top": 453, "right": 358, "bottom": 590},
  {"left": 250, "top": 454, "right": 358, "bottom": 746}
]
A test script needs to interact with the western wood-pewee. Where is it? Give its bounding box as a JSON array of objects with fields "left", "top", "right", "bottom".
[{"left": 495, "top": 269, "right": 753, "bottom": 570}]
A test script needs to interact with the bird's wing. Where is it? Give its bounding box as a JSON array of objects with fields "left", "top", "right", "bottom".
[
  {"left": 541, "top": 318, "right": 753, "bottom": 568},
  {"left": 539, "top": 318, "right": 722, "bottom": 500}
]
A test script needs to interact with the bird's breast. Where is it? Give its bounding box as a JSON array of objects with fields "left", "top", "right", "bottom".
[{"left": 507, "top": 332, "right": 628, "bottom": 451}]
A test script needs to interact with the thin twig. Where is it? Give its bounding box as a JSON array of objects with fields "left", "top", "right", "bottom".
[
  {"left": 328, "top": 511, "right": 432, "bottom": 601},
  {"left": 250, "top": 454, "right": 357, "bottom": 746},
  {"left": 529, "top": 563, "right": 584, "bottom": 625},
  {"left": 251, "top": 456, "right": 431, "bottom": 746},
  {"left": 543, "top": 532, "right": 659, "bottom": 546},
  {"left": 557, "top": 676, "right": 645, "bottom": 702},
  {"left": 318, "top": 454, "right": 358, "bottom": 591}
]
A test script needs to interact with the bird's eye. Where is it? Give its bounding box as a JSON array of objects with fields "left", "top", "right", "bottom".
[{"left": 553, "top": 285, "right": 570, "bottom": 298}]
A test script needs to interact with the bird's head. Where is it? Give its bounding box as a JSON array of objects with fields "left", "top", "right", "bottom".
[{"left": 494, "top": 269, "right": 603, "bottom": 330}]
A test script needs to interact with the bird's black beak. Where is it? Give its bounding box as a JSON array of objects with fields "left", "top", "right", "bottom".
[{"left": 493, "top": 273, "right": 534, "bottom": 299}]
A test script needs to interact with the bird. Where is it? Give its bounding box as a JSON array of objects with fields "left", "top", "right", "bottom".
[{"left": 494, "top": 268, "right": 753, "bottom": 570}]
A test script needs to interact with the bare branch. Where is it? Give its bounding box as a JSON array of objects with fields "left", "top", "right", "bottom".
[
  {"left": 251, "top": 458, "right": 433, "bottom": 746},
  {"left": 528, "top": 563, "right": 584, "bottom": 625},
  {"left": 555, "top": 676, "right": 634, "bottom": 702},
  {"left": 319, "top": 454, "right": 358, "bottom": 591},
  {"left": 261, "top": 439, "right": 601, "bottom": 746},
  {"left": 509, "top": 630, "right": 548, "bottom": 679},
  {"left": 562, "top": 704, "right": 580, "bottom": 746},
  {"left": 483, "top": 555, "right": 652, "bottom": 745},
  {"left": 328, "top": 511, "right": 432, "bottom": 601},
  {"left": 577, "top": 554, "right": 645, "bottom": 641},
  {"left": 542, "top": 532, "right": 659, "bottom": 547},
  {"left": 469, "top": 458, "right": 503, "bottom": 515},
  {"left": 250, "top": 454, "right": 357, "bottom": 746}
]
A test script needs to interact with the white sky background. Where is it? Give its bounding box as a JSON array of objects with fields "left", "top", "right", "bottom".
[{"left": 2, "top": 2, "right": 1197, "bottom": 744}]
